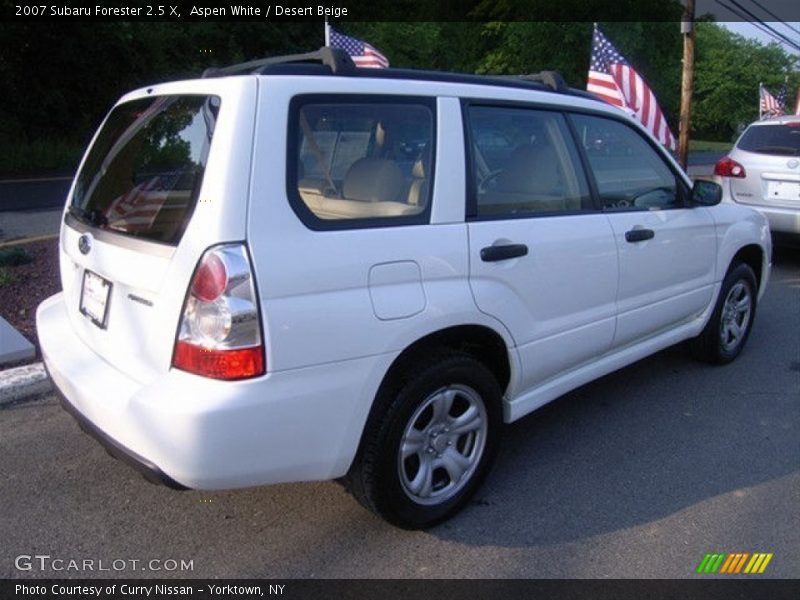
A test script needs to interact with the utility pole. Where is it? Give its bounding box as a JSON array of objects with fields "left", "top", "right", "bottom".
[{"left": 678, "top": 0, "right": 695, "bottom": 170}]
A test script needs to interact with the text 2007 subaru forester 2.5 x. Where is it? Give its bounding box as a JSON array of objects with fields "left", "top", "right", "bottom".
[{"left": 37, "top": 48, "right": 771, "bottom": 529}]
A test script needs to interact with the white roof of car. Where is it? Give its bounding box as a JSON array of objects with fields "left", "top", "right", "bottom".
[{"left": 749, "top": 114, "right": 800, "bottom": 126}]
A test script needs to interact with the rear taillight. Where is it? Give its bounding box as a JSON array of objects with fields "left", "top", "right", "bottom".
[
  {"left": 714, "top": 157, "right": 746, "bottom": 178},
  {"left": 172, "top": 244, "right": 264, "bottom": 380}
]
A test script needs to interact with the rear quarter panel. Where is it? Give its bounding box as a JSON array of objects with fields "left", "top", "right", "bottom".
[{"left": 708, "top": 203, "right": 772, "bottom": 298}]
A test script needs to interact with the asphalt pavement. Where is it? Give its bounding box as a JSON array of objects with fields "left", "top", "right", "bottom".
[{"left": 1, "top": 248, "right": 797, "bottom": 580}]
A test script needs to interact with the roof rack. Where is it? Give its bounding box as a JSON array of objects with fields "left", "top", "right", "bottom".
[
  {"left": 497, "top": 71, "right": 568, "bottom": 93},
  {"left": 200, "top": 47, "right": 597, "bottom": 103},
  {"left": 202, "top": 46, "right": 355, "bottom": 78}
]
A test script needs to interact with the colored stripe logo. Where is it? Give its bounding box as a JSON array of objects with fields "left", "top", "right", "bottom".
[{"left": 696, "top": 552, "right": 773, "bottom": 574}]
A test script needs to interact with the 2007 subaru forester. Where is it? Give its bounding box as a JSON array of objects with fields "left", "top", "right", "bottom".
[{"left": 37, "top": 47, "right": 771, "bottom": 529}]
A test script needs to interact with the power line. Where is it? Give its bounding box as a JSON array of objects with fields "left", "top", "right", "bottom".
[
  {"left": 745, "top": 0, "right": 800, "bottom": 37},
  {"left": 714, "top": 0, "right": 800, "bottom": 52},
  {"left": 722, "top": 0, "right": 800, "bottom": 51}
]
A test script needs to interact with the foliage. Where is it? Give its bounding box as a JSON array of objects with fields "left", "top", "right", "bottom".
[
  {"left": 0, "top": 268, "right": 17, "bottom": 287},
  {"left": 0, "top": 18, "right": 797, "bottom": 172},
  {"left": 0, "top": 139, "right": 83, "bottom": 176},
  {"left": 0, "top": 247, "right": 33, "bottom": 267},
  {"left": 688, "top": 139, "right": 733, "bottom": 153},
  {"left": 692, "top": 23, "right": 799, "bottom": 141}
]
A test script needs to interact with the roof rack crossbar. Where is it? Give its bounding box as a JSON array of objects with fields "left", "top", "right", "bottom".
[
  {"left": 202, "top": 46, "right": 355, "bottom": 78},
  {"left": 496, "top": 71, "right": 569, "bottom": 93}
]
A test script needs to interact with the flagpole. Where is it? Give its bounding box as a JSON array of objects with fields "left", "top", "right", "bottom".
[
  {"left": 324, "top": 17, "right": 330, "bottom": 47},
  {"left": 795, "top": 86, "right": 800, "bottom": 116},
  {"left": 758, "top": 82, "right": 763, "bottom": 120},
  {"left": 677, "top": 0, "right": 695, "bottom": 170}
]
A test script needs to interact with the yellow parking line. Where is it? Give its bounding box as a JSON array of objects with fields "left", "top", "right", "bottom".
[{"left": 0, "top": 234, "right": 58, "bottom": 248}]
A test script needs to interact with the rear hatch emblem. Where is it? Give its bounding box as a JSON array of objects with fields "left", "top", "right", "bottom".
[{"left": 78, "top": 234, "right": 92, "bottom": 255}]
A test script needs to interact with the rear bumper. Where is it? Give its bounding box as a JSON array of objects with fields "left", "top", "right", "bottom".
[
  {"left": 37, "top": 292, "right": 389, "bottom": 489},
  {"left": 757, "top": 206, "right": 800, "bottom": 236},
  {"left": 51, "top": 374, "right": 187, "bottom": 490},
  {"left": 725, "top": 198, "right": 799, "bottom": 235}
]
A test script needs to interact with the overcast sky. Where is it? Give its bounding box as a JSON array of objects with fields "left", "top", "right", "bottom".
[
  {"left": 721, "top": 21, "right": 800, "bottom": 57},
  {"left": 692, "top": 0, "right": 799, "bottom": 57}
]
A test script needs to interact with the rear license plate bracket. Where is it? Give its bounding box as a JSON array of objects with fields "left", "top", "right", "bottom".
[{"left": 80, "top": 270, "right": 112, "bottom": 329}]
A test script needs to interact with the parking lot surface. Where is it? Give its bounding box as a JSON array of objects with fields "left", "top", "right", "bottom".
[{"left": 1, "top": 249, "right": 798, "bottom": 579}]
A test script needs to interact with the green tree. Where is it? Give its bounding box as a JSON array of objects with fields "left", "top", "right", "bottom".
[{"left": 692, "top": 22, "right": 799, "bottom": 141}]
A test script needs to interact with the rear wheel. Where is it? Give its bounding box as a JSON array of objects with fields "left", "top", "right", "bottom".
[
  {"left": 346, "top": 352, "right": 502, "bottom": 529},
  {"left": 691, "top": 262, "right": 757, "bottom": 364}
]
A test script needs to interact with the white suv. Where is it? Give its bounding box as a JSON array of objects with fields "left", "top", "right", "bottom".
[
  {"left": 37, "top": 48, "right": 771, "bottom": 529},
  {"left": 714, "top": 114, "right": 800, "bottom": 238}
]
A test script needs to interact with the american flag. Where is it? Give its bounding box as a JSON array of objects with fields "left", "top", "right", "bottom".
[
  {"left": 587, "top": 25, "right": 676, "bottom": 150},
  {"left": 328, "top": 26, "right": 389, "bottom": 69},
  {"left": 760, "top": 84, "right": 784, "bottom": 118},
  {"left": 104, "top": 174, "right": 179, "bottom": 232}
]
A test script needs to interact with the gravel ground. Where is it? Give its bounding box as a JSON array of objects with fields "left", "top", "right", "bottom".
[{"left": 0, "top": 238, "right": 60, "bottom": 359}]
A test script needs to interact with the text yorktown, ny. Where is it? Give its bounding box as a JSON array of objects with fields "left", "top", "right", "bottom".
[{"left": 16, "top": 583, "right": 287, "bottom": 596}]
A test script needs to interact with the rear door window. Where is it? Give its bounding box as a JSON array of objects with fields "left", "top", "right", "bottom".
[
  {"left": 466, "top": 106, "right": 593, "bottom": 217},
  {"left": 71, "top": 95, "right": 220, "bottom": 245},
  {"left": 737, "top": 123, "right": 800, "bottom": 156}
]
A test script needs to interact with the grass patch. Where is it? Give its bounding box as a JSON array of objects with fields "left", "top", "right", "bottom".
[
  {"left": 0, "top": 139, "right": 83, "bottom": 177},
  {"left": 0, "top": 247, "right": 33, "bottom": 267},
  {"left": 689, "top": 139, "right": 733, "bottom": 153},
  {"left": 0, "top": 268, "right": 16, "bottom": 287}
]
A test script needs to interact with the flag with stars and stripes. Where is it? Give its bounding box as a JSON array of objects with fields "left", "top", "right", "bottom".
[
  {"left": 775, "top": 80, "right": 787, "bottom": 115},
  {"left": 587, "top": 25, "right": 676, "bottom": 150},
  {"left": 328, "top": 26, "right": 389, "bottom": 69},
  {"left": 105, "top": 173, "right": 181, "bottom": 232},
  {"left": 760, "top": 84, "right": 783, "bottom": 118}
]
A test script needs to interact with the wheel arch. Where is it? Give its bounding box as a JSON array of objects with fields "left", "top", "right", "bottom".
[
  {"left": 345, "top": 324, "right": 511, "bottom": 472},
  {"left": 730, "top": 243, "right": 766, "bottom": 295},
  {"left": 384, "top": 324, "right": 512, "bottom": 396},
  {"left": 714, "top": 208, "right": 771, "bottom": 299}
]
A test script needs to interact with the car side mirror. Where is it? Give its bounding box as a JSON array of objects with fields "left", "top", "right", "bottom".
[{"left": 690, "top": 179, "right": 722, "bottom": 206}]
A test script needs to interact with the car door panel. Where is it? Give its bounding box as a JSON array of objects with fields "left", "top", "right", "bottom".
[
  {"left": 607, "top": 208, "right": 716, "bottom": 347},
  {"left": 469, "top": 216, "right": 618, "bottom": 390},
  {"left": 464, "top": 105, "right": 618, "bottom": 393},
  {"left": 570, "top": 113, "right": 717, "bottom": 348}
]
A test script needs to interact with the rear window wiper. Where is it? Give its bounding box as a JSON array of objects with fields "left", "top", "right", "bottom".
[{"left": 68, "top": 204, "right": 108, "bottom": 228}]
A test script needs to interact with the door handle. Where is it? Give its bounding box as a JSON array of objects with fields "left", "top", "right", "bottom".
[
  {"left": 480, "top": 243, "right": 528, "bottom": 262},
  {"left": 625, "top": 228, "right": 655, "bottom": 243}
]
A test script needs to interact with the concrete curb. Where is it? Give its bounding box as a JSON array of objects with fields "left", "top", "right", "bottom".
[{"left": 0, "top": 362, "right": 52, "bottom": 406}]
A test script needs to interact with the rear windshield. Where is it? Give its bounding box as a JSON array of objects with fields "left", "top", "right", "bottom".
[
  {"left": 71, "top": 95, "right": 220, "bottom": 245},
  {"left": 737, "top": 123, "right": 800, "bottom": 156}
]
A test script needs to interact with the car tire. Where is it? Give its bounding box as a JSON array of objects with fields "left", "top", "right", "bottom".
[
  {"left": 345, "top": 351, "right": 503, "bottom": 529},
  {"left": 691, "top": 262, "right": 758, "bottom": 365}
]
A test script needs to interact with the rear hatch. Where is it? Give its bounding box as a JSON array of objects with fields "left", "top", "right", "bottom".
[
  {"left": 730, "top": 121, "right": 800, "bottom": 209},
  {"left": 59, "top": 78, "right": 256, "bottom": 384}
]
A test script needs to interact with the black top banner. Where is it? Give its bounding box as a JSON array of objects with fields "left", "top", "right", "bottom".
[{"left": 4, "top": 0, "right": 800, "bottom": 22}]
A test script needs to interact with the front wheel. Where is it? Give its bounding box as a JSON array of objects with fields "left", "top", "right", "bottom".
[
  {"left": 691, "top": 262, "right": 758, "bottom": 364},
  {"left": 345, "top": 352, "right": 503, "bottom": 529}
]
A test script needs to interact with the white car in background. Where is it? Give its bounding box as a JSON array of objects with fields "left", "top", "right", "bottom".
[{"left": 714, "top": 115, "right": 800, "bottom": 238}]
